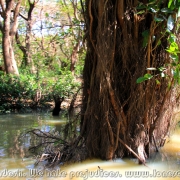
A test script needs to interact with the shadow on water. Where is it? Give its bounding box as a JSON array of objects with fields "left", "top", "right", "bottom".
[{"left": 0, "top": 113, "right": 180, "bottom": 179}]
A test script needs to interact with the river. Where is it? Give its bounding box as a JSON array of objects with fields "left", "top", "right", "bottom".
[{"left": 0, "top": 113, "right": 179, "bottom": 180}]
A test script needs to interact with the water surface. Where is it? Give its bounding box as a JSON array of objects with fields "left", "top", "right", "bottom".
[{"left": 0, "top": 114, "right": 179, "bottom": 180}]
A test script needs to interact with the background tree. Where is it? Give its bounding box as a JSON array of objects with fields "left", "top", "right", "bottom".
[
  {"left": 0, "top": 0, "right": 21, "bottom": 75},
  {"left": 16, "top": 0, "right": 39, "bottom": 73},
  {"left": 62, "top": 0, "right": 84, "bottom": 75},
  {"left": 80, "top": 0, "right": 180, "bottom": 163}
]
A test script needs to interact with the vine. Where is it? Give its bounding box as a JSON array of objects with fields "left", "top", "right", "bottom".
[{"left": 136, "top": 0, "right": 180, "bottom": 84}]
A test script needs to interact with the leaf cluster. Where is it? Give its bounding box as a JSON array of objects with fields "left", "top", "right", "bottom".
[{"left": 136, "top": 0, "right": 180, "bottom": 85}]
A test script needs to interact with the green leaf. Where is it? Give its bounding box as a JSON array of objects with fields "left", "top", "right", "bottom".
[
  {"left": 144, "top": 73, "right": 153, "bottom": 79},
  {"left": 174, "top": 68, "right": 180, "bottom": 78},
  {"left": 150, "top": 8, "right": 158, "bottom": 13},
  {"left": 136, "top": 10, "right": 146, "bottom": 15},
  {"left": 168, "top": 0, "right": 173, "bottom": 8},
  {"left": 171, "top": 62, "right": 177, "bottom": 66},
  {"left": 142, "top": 30, "right": 149, "bottom": 47},
  {"left": 142, "top": 30, "right": 149, "bottom": 36},
  {"left": 177, "top": 7, "right": 180, "bottom": 17},
  {"left": 158, "top": 66, "right": 165, "bottom": 72},
  {"left": 166, "top": 41, "right": 179, "bottom": 54},
  {"left": 157, "top": 39, "right": 161, "bottom": 46},
  {"left": 169, "top": 34, "right": 176, "bottom": 43},
  {"left": 171, "top": 42, "right": 178, "bottom": 49},
  {"left": 156, "top": 79, "right": 161, "bottom": 85},
  {"left": 174, "top": 50, "right": 180, "bottom": 53},
  {"left": 166, "top": 48, "right": 174, "bottom": 53},
  {"left": 136, "top": 77, "right": 147, "bottom": 83},
  {"left": 161, "top": 8, "right": 173, "bottom": 13},
  {"left": 167, "top": 15, "right": 174, "bottom": 30},
  {"left": 177, "top": 67, "right": 180, "bottom": 77},
  {"left": 170, "top": 54, "right": 179, "bottom": 61},
  {"left": 136, "top": 73, "right": 153, "bottom": 83},
  {"left": 154, "top": 17, "right": 164, "bottom": 22}
]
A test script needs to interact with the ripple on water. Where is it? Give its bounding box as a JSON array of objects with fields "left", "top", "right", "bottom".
[{"left": 0, "top": 114, "right": 179, "bottom": 180}]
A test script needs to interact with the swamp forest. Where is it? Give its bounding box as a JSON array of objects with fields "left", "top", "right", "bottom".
[{"left": 0, "top": 0, "right": 180, "bottom": 179}]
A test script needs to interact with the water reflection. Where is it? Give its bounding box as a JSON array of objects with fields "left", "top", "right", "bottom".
[
  {"left": 0, "top": 114, "right": 179, "bottom": 180},
  {"left": 0, "top": 114, "right": 65, "bottom": 158}
]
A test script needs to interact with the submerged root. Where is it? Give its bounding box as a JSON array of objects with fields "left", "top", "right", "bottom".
[{"left": 24, "top": 124, "right": 87, "bottom": 167}]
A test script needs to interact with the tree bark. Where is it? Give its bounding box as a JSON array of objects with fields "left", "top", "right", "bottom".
[
  {"left": 81, "top": 0, "right": 177, "bottom": 161},
  {"left": 0, "top": 0, "right": 21, "bottom": 75},
  {"left": 70, "top": 41, "right": 80, "bottom": 75}
]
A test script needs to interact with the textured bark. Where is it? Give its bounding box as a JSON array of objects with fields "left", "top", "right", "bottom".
[
  {"left": 0, "top": 0, "right": 21, "bottom": 75},
  {"left": 80, "top": 0, "right": 178, "bottom": 161}
]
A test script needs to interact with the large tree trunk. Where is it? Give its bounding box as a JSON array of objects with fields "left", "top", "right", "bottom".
[
  {"left": 81, "top": 0, "right": 178, "bottom": 162},
  {"left": 1, "top": 0, "right": 21, "bottom": 75}
]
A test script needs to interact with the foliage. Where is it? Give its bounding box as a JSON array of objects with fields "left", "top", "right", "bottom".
[
  {"left": 136, "top": 0, "right": 180, "bottom": 84},
  {"left": 0, "top": 73, "right": 31, "bottom": 113},
  {"left": 18, "top": 0, "right": 85, "bottom": 76},
  {"left": 0, "top": 69, "right": 80, "bottom": 113},
  {"left": 0, "top": 0, "right": 84, "bottom": 113}
]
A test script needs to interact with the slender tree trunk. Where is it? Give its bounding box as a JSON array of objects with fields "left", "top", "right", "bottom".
[
  {"left": 70, "top": 42, "right": 80, "bottom": 75},
  {"left": 81, "top": 0, "right": 177, "bottom": 162},
  {"left": 16, "top": 0, "right": 38, "bottom": 73},
  {"left": 24, "top": 0, "right": 37, "bottom": 73}
]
